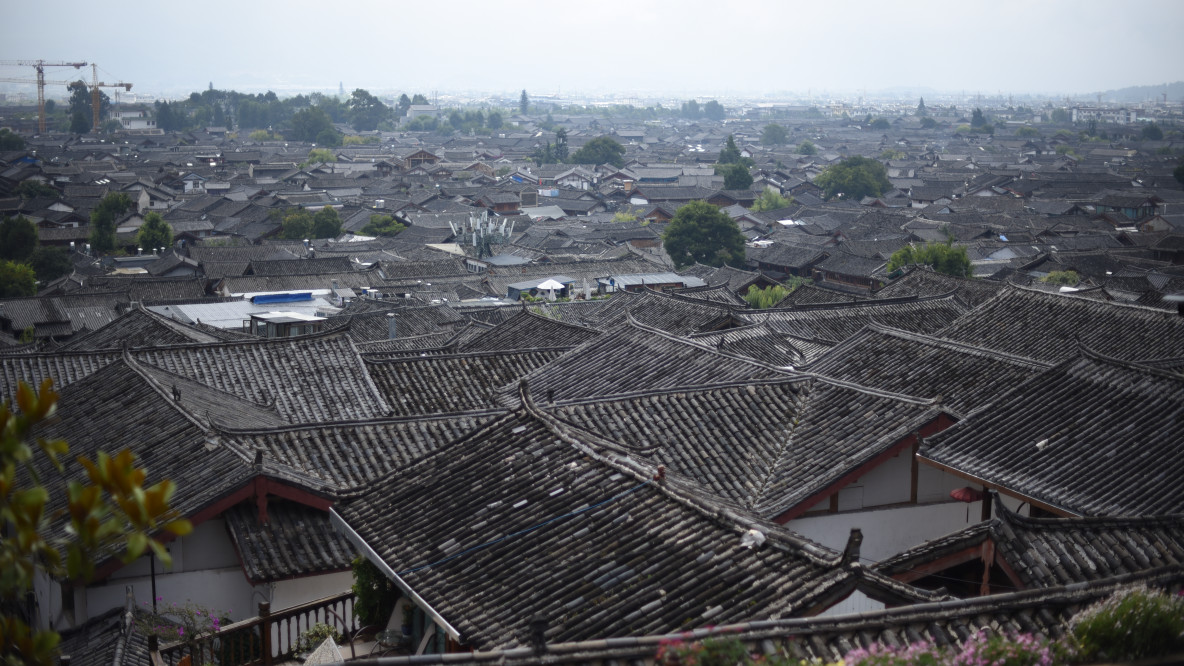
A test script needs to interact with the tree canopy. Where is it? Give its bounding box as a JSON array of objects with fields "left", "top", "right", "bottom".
[
  {"left": 720, "top": 163, "right": 753, "bottom": 190},
  {"left": 136, "top": 212, "right": 173, "bottom": 253},
  {"left": 520, "top": 90, "right": 529, "bottom": 114},
  {"left": 761, "top": 123, "right": 788, "bottom": 146},
  {"left": 917, "top": 97, "right": 927, "bottom": 116},
  {"left": 89, "top": 192, "right": 133, "bottom": 253},
  {"left": 797, "top": 140, "right": 817, "bottom": 155},
  {"left": 312, "top": 206, "right": 343, "bottom": 239},
  {"left": 703, "top": 100, "right": 725, "bottom": 121},
  {"left": 347, "top": 88, "right": 390, "bottom": 132},
  {"left": 1142, "top": 123, "right": 1164, "bottom": 141},
  {"left": 744, "top": 284, "right": 790, "bottom": 309},
  {"left": 813, "top": 156, "right": 892, "bottom": 201},
  {"left": 971, "top": 108, "right": 987, "bottom": 128},
  {"left": 30, "top": 246, "right": 73, "bottom": 284},
  {"left": 0, "top": 259, "right": 36, "bottom": 297},
  {"left": 290, "top": 106, "right": 334, "bottom": 142},
  {"left": 886, "top": 242, "right": 971, "bottom": 277},
  {"left": 0, "top": 128, "right": 25, "bottom": 151},
  {"left": 751, "top": 190, "right": 792, "bottom": 212},
  {"left": 360, "top": 214, "right": 406, "bottom": 237},
  {"left": 718, "top": 134, "right": 743, "bottom": 165},
  {"left": 570, "top": 136, "right": 626, "bottom": 167},
  {"left": 662, "top": 201, "right": 746, "bottom": 269},
  {"left": 0, "top": 216, "right": 38, "bottom": 262}
]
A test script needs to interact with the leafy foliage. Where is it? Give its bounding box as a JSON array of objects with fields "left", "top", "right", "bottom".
[
  {"left": 360, "top": 214, "right": 406, "bottom": 237},
  {"left": 662, "top": 201, "right": 745, "bottom": 269},
  {"left": 296, "top": 623, "right": 342, "bottom": 654},
  {"left": 0, "top": 259, "right": 36, "bottom": 297},
  {"left": 0, "top": 129, "right": 25, "bottom": 151},
  {"left": 845, "top": 630, "right": 1066, "bottom": 665},
  {"left": 0, "top": 216, "right": 38, "bottom": 262},
  {"left": 307, "top": 148, "right": 337, "bottom": 164},
  {"left": 971, "top": 108, "right": 987, "bottom": 128},
  {"left": 1142, "top": 122, "right": 1164, "bottom": 140},
  {"left": 519, "top": 90, "right": 529, "bottom": 115},
  {"left": 718, "top": 134, "right": 743, "bottom": 165},
  {"left": 761, "top": 123, "right": 788, "bottom": 145},
  {"left": 88, "top": 192, "right": 134, "bottom": 254},
  {"left": 797, "top": 140, "right": 817, "bottom": 155},
  {"left": 744, "top": 284, "right": 789, "bottom": 308},
  {"left": 813, "top": 156, "right": 892, "bottom": 201},
  {"left": 351, "top": 555, "right": 397, "bottom": 627},
  {"left": 887, "top": 242, "right": 971, "bottom": 277},
  {"left": 29, "top": 247, "right": 73, "bottom": 284},
  {"left": 1040, "top": 270, "right": 1079, "bottom": 285},
  {"left": 751, "top": 189, "right": 792, "bottom": 212},
  {"left": 136, "top": 600, "right": 229, "bottom": 660},
  {"left": 136, "top": 212, "right": 173, "bottom": 254},
  {"left": 570, "top": 136, "right": 626, "bottom": 167},
  {"left": 1, "top": 380, "right": 192, "bottom": 665},
  {"left": 290, "top": 106, "right": 335, "bottom": 142},
  {"left": 920, "top": 116, "right": 938, "bottom": 129},
  {"left": 703, "top": 100, "right": 725, "bottom": 121},
  {"left": 13, "top": 181, "right": 58, "bottom": 200},
  {"left": 1016, "top": 126, "right": 1039, "bottom": 137},
  {"left": 1069, "top": 584, "right": 1184, "bottom": 662},
  {"left": 347, "top": 88, "right": 390, "bottom": 132},
  {"left": 868, "top": 117, "right": 890, "bottom": 130},
  {"left": 720, "top": 163, "right": 753, "bottom": 190},
  {"left": 312, "top": 207, "right": 343, "bottom": 239}
]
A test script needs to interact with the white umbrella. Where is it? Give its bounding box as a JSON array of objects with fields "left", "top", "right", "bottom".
[{"left": 537, "top": 279, "right": 564, "bottom": 302}]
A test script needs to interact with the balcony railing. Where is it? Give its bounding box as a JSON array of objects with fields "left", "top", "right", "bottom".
[{"left": 152, "top": 591, "right": 357, "bottom": 666}]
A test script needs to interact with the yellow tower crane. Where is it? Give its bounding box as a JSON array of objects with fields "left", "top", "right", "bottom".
[
  {"left": 88, "top": 64, "right": 132, "bottom": 133},
  {"left": 0, "top": 60, "right": 87, "bottom": 132}
]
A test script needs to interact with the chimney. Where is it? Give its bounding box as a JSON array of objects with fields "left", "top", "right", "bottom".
[
  {"left": 387, "top": 313, "right": 398, "bottom": 339},
  {"left": 137, "top": 247, "right": 143, "bottom": 256},
  {"left": 842, "top": 528, "right": 863, "bottom": 565}
]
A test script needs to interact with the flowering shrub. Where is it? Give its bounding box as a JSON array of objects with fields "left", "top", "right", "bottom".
[
  {"left": 136, "top": 598, "right": 229, "bottom": 647},
  {"left": 655, "top": 635, "right": 842, "bottom": 666},
  {"left": 844, "top": 631, "right": 1063, "bottom": 666},
  {"left": 296, "top": 622, "right": 342, "bottom": 655},
  {"left": 1069, "top": 584, "right": 1184, "bottom": 662}
]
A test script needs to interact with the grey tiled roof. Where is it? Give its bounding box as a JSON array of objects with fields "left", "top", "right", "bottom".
[
  {"left": 333, "top": 387, "right": 941, "bottom": 650},
  {"left": 920, "top": 350, "right": 1184, "bottom": 516},
  {"left": 806, "top": 324, "right": 1051, "bottom": 416},
  {"left": 223, "top": 500, "right": 355, "bottom": 583},
  {"left": 937, "top": 285, "right": 1184, "bottom": 363},
  {"left": 460, "top": 310, "right": 602, "bottom": 353},
  {"left": 755, "top": 295, "right": 969, "bottom": 344}
]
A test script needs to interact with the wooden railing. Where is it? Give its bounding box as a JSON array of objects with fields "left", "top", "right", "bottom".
[{"left": 154, "top": 591, "right": 357, "bottom": 666}]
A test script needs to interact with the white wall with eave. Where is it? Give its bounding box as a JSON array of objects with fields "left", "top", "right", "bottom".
[
  {"left": 816, "top": 590, "right": 885, "bottom": 618},
  {"left": 789, "top": 494, "right": 1029, "bottom": 563}
]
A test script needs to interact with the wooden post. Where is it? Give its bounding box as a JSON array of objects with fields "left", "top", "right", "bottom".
[
  {"left": 979, "top": 540, "right": 995, "bottom": 596},
  {"left": 259, "top": 601, "right": 272, "bottom": 666}
]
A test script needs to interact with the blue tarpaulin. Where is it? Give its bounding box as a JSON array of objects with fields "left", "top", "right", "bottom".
[{"left": 252, "top": 292, "right": 313, "bottom": 304}]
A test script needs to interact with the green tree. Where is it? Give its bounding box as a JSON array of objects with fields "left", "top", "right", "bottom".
[
  {"left": 89, "top": 192, "right": 133, "bottom": 253},
  {"left": 487, "top": 111, "right": 503, "bottom": 130},
  {"left": 1041, "top": 270, "right": 1079, "bottom": 285},
  {"left": 136, "top": 212, "right": 173, "bottom": 253},
  {"left": 315, "top": 129, "right": 342, "bottom": 147},
  {"left": 720, "top": 163, "right": 753, "bottom": 190},
  {"left": 887, "top": 242, "right": 971, "bottom": 277},
  {"left": 1016, "top": 126, "right": 1039, "bottom": 137},
  {"left": 797, "top": 140, "right": 817, "bottom": 155},
  {"left": 70, "top": 110, "right": 90, "bottom": 134},
  {"left": 703, "top": 100, "right": 725, "bottom": 121},
  {"left": 744, "top": 284, "right": 789, "bottom": 308},
  {"left": 307, "top": 148, "right": 337, "bottom": 164},
  {"left": 681, "top": 100, "right": 701, "bottom": 118},
  {"left": 971, "top": 108, "right": 987, "bottom": 128},
  {"left": 761, "top": 123, "right": 787, "bottom": 146},
  {"left": 813, "top": 156, "right": 892, "bottom": 201},
  {"left": 277, "top": 209, "right": 314, "bottom": 240},
  {"left": 1174, "top": 160, "right": 1184, "bottom": 187},
  {"left": 360, "top": 214, "right": 406, "bottom": 237},
  {"left": 662, "top": 200, "right": 745, "bottom": 269},
  {"left": 0, "top": 259, "right": 36, "bottom": 297},
  {"left": 0, "top": 216, "right": 38, "bottom": 261},
  {"left": 0, "top": 128, "right": 25, "bottom": 150},
  {"left": 570, "top": 136, "right": 626, "bottom": 167},
  {"left": 750, "top": 190, "right": 791, "bottom": 212},
  {"left": 554, "top": 128, "right": 569, "bottom": 161},
  {"left": 520, "top": 90, "right": 529, "bottom": 115},
  {"left": 30, "top": 246, "right": 73, "bottom": 283},
  {"left": 879, "top": 148, "right": 905, "bottom": 160},
  {"left": 1142, "top": 123, "right": 1164, "bottom": 141},
  {"left": 718, "top": 134, "right": 743, "bottom": 164},
  {"left": 347, "top": 88, "right": 389, "bottom": 132},
  {"left": 1050, "top": 107, "right": 1070, "bottom": 123},
  {"left": 920, "top": 116, "right": 938, "bottom": 129},
  {"left": 916, "top": 97, "right": 927, "bottom": 116},
  {"left": 869, "top": 117, "right": 890, "bottom": 130},
  {"left": 290, "top": 106, "right": 334, "bottom": 142},
  {"left": 396, "top": 94, "right": 412, "bottom": 117},
  {"left": 411, "top": 94, "right": 429, "bottom": 106},
  {"left": 312, "top": 206, "right": 342, "bottom": 239},
  {"left": 0, "top": 380, "right": 193, "bottom": 666}
]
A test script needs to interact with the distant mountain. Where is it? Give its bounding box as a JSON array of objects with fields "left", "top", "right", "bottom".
[{"left": 1090, "top": 81, "right": 1184, "bottom": 103}]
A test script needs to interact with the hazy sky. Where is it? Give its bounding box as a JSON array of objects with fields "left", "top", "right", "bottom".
[{"left": 4, "top": 0, "right": 1182, "bottom": 100}]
